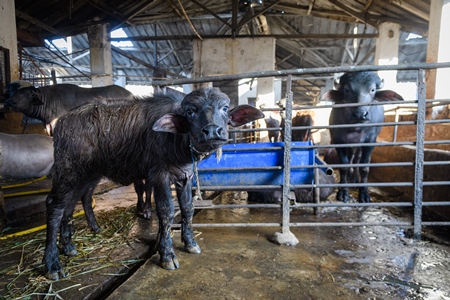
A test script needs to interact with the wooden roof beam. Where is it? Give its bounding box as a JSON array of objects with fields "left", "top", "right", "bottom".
[
  {"left": 15, "top": 9, "right": 65, "bottom": 37},
  {"left": 328, "top": 0, "right": 378, "bottom": 28}
]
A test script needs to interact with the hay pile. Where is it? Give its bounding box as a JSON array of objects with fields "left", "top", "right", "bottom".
[{"left": 0, "top": 205, "right": 144, "bottom": 299}]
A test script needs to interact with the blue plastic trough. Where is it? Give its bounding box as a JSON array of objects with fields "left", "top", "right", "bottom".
[{"left": 194, "top": 141, "right": 315, "bottom": 187}]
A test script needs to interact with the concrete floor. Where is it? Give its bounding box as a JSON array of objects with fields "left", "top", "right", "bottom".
[
  {"left": 107, "top": 189, "right": 450, "bottom": 300},
  {"left": 1, "top": 184, "right": 450, "bottom": 300}
]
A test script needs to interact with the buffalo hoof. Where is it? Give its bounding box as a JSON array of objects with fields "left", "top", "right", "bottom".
[
  {"left": 91, "top": 224, "right": 101, "bottom": 233},
  {"left": 336, "top": 189, "right": 349, "bottom": 203},
  {"left": 45, "top": 269, "right": 66, "bottom": 281},
  {"left": 185, "top": 244, "right": 202, "bottom": 254},
  {"left": 137, "top": 208, "right": 152, "bottom": 219},
  {"left": 160, "top": 257, "right": 180, "bottom": 270},
  {"left": 64, "top": 248, "right": 78, "bottom": 256},
  {"left": 358, "top": 193, "right": 371, "bottom": 203}
]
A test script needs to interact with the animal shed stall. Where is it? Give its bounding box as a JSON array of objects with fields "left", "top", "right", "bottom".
[{"left": 162, "top": 63, "right": 450, "bottom": 242}]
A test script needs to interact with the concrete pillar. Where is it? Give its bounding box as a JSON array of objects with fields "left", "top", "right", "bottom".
[
  {"left": 424, "top": 0, "right": 450, "bottom": 118},
  {"left": 434, "top": 1, "right": 450, "bottom": 103},
  {"left": 374, "top": 22, "right": 400, "bottom": 87},
  {"left": 425, "top": 0, "right": 443, "bottom": 102},
  {"left": 0, "top": 0, "right": 19, "bottom": 81},
  {"left": 193, "top": 37, "right": 275, "bottom": 107},
  {"left": 88, "top": 24, "right": 113, "bottom": 87}
]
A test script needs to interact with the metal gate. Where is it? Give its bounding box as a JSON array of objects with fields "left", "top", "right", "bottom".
[{"left": 159, "top": 62, "right": 450, "bottom": 242}]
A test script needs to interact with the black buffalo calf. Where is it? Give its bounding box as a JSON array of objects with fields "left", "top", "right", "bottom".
[
  {"left": 322, "top": 71, "right": 403, "bottom": 203},
  {"left": 43, "top": 87, "right": 264, "bottom": 280}
]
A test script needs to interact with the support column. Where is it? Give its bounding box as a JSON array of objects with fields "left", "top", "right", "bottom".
[
  {"left": 88, "top": 24, "right": 113, "bottom": 87},
  {"left": 193, "top": 37, "right": 275, "bottom": 138},
  {"left": 374, "top": 22, "right": 400, "bottom": 87},
  {"left": 0, "top": 0, "right": 19, "bottom": 81},
  {"left": 434, "top": 1, "right": 450, "bottom": 117}
]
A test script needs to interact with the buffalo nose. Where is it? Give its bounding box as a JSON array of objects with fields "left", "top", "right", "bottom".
[
  {"left": 353, "top": 110, "right": 369, "bottom": 120},
  {"left": 202, "top": 124, "right": 224, "bottom": 139}
]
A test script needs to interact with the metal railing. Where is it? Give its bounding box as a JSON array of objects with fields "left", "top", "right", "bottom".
[{"left": 169, "top": 63, "right": 450, "bottom": 242}]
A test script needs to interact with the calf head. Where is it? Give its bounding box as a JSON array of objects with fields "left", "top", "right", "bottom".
[
  {"left": 322, "top": 71, "right": 403, "bottom": 123},
  {"left": 153, "top": 87, "right": 264, "bottom": 153}
]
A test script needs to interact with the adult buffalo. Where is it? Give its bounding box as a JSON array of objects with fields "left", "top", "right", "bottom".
[
  {"left": 248, "top": 111, "right": 335, "bottom": 204},
  {"left": 0, "top": 133, "right": 101, "bottom": 233},
  {"left": 321, "top": 71, "right": 403, "bottom": 203},
  {"left": 264, "top": 115, "right": 281, "bottom": 143},
  {"left": 0, "top": 133, "right": 53, "bottom": 179},
  {"left": 43, "top": 87, "right": 264, "bottom": 280},
  {"left": 4, "top": 84, "right": 134, "bottom": 135},
  {"left": 0, "top": 133, "right": 52, "bottom": 232}
]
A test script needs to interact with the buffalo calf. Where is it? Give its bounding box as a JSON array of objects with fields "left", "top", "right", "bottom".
[
  {"left": 322, "top": 71, "right": 403, "bottom": 203},
  {"left": 43, "top": 87, "right": 264, "bottom": 280}
]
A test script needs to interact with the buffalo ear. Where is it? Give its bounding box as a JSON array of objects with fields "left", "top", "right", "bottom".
[
  {"left": 228, "top": 105, "right": 265, "bottom": 127},
  {"left": 321, "top": 90, "right": 344, "bottom": 103},
  {"left": 30, "top": 88, "right": 44, "bottom": 106},
  {"left": 375, "top": 90, "right": 404, "bottom": 101},
  {"left": 153, "top": 113, "right": 189, "bottom": 133}
]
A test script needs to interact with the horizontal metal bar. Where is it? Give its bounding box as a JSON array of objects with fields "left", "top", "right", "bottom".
[
  {"left": 424, "top": 140, "right": 450, "bottom": 145},
  {"left": 289, "top": 222, "right": 412, "bottom": 227},
  {"left": 293, "top": 162, "right": 414, "bottom": 169},
  {"left": 421, "top": 222, "right": 450, "bottom": 226},
  {"left": 425, "top": 118, "right": 450, "bottom": 124},
  {"left": 290, "top": 120, "right": 416, "bottom": 131},
  {"left": 198, "top": 185, "right": 282, "bottom": 190},
  {"left": 291, "top": 202, "right": 413, "bottom": 208},
  {"left": 199, "top": 166, "right": 282, "bottom": 172},
  {"left": 151, "top": 62, "right": 450, "bottom": 86},
  {"left": 193, "top": 204, "right": 281, "bottom": 209},
  {"left": 423, "top": 161, "right": 450, "bottom": 166},
  {"left": 172, "top": 223, "right": 282, "bottom": 228},
  {"left": 292, "top": 182, "right": 413, "bottom": 189},
  {"left": 291, "top": 100, "right": 418, "bottom": 110},
  {"left": 423, "top": 181, "right": 450, "bottom": 186},
  {"left": 293, "top": 141, "right": 416, "bottom": 149},
  {"left": 422, "top": 202, "right": 450, "bottom": 206}
]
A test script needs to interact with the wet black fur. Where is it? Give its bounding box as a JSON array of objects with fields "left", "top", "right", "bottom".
[{"left": 43, "top": 87, "right": 263, "bottom": 280}]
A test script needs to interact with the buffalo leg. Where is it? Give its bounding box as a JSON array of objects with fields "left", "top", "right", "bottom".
[
  {"left": 153, "top": 181, "right": 178, "bottom": 270},
  {"left": 59, "top": 196, "right": 79, "bottom": 257},
  {"left": 81, "top": 181, "right": 101, "bottom": 232},
  {"left": 358, "top": 146, "right": 374, "bottom": 203},
  {"left": 134, "top": 180, "right": 153, "bottom": 219},
  {"left": 336, "top": 147, "right": 350, "bottom": 202},
  {"left": 175, "top": 179, "right": 201, "bottom": 254},
  {"left": 43, "top": 193, "right": 68, "bottom": 281}
]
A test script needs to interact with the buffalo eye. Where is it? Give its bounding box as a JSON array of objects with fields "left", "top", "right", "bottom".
[
  {"left": 343, "top": 87, "right": 350, "bottom": 94},
  {"left": 186, "top": 108, "right": 195, "bottom": 118},
  {"left": 222, "top": 105, "right": 229, "bottom": 113}
]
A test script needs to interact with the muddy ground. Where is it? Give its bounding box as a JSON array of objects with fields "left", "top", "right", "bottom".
[{"left": 1, "top": 185, "right": 450, "bottom": 300}]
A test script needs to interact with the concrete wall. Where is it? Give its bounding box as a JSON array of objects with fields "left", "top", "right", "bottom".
[{"left": 0, "top": 0, "right": 45, "bottom": 134}]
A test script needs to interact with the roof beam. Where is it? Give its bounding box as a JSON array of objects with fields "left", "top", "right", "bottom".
[
  {"left": 189, "top": 0, "right": 232, "bottom": 29},
  {"left": 15, "top": 9, "right": 65, "bottom": 37},
  {"left": 110, "top": 33, "right": 378, "bottom": 42},
  {"left": 111, "top": 45, "right": 185, "bottom": 79},
  {"left": 328, "top": 0, "right": 378, "bottom": 28}
]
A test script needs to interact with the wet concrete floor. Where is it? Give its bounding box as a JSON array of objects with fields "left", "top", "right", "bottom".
[
  {"left": 1, "top": 184, "right": 450, "bottom": 299},
  {"left": 107, "top": 190, "right": 450, "bottom": 300}
]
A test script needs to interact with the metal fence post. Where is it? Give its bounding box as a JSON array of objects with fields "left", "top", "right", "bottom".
[
  {"left": 414, "top": 69, "right": 426, "bottom": 241},
  {"left": 272, "top": 75, "right": 299, "bottom": 245}
]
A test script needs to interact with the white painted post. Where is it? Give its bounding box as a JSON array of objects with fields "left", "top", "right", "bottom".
[{"left": 88, "top": 24, "right": 113, "bottom": 87}]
